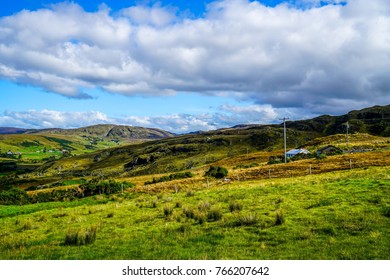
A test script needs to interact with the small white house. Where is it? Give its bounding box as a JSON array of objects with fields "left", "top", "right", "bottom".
[{"left": 286, "top": 148, "right": 311, "bottom": 158}]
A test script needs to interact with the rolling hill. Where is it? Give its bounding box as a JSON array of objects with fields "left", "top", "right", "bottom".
[{"left": 0, "top": 124, "right": 175, "bottom": 139}]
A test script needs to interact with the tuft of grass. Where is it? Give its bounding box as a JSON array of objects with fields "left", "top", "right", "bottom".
[
  {"left": 235, "top": 213, "right": 258, "bottom": 226},
  {"left": 175, "top": 201, "right": 182, "bottom": 208},
  {"left": 207, "top": 208, "right": 223, "bottom": 222},
  {"left": 186, "top": 190, "right": 195, "bottom": 197},
  {"left": 275, "top": 209, "right": 285, "bottom": 225},
  {"left": 382, "top": 206, "right": 390, "bottom": 218},
  {"left": 229, "top": 201, "right": 243, "bottom": 212},
  {"left": 21, "top": 219, "right": 33, "bottom": 230},
  {"left": 64, "top": 224, "right": 99, "bottom": 246},
  {"left": 194, "top": 211, "right": 207, "bottom": 225},
  {"left": 163, "top": 205, "right": 173, "bottom": 218},
  {"left": 315, "top": 226, "right": 336, "bottom": 236},
  {"left": 177, "top": 224, "right": 191, "bottom": 234},
  {"left": 198, "top": 201, "right": 211, "bottom": 212},
  {"left": 52, "top": 212, "right": 68, "bottom": 218},
  {"left": 182, "top": 207, "right": 195, "bottom": 219}
]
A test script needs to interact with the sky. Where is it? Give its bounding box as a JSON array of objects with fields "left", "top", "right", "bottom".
[{"left": 0, "top": 0, "right": 389, "bottom": 133}]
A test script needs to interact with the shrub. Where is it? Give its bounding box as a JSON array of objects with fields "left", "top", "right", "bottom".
[
  {"left": 229, "top": 201, "right": 243, "bottom": 212},
  {"left": 205, "top": 166, "right": 228, "bottom": 179},
  {"left": 0, "top": 188, "right": 31, "bottom": 205},
  {"left": 145, "top": 172, "right": 194, "bottom": 185},
  {"left": 268, "top": 156, "right": 283, "bottom": 165}
]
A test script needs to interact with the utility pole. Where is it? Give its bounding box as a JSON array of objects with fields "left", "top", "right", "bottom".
[
  {"left": 280, "top": 117, "right": 289, "bottom": 163},
  {"left": 345, "top": 121, "right": 349, "bottom": 148}
]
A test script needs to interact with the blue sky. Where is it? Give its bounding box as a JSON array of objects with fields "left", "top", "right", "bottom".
[{"left": 0, "top": 0, "right": 389, "bottom": 133}]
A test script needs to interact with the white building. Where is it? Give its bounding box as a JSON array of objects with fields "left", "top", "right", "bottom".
[{"left": 286, "top": 149, "right": 311, "bottom": 158}]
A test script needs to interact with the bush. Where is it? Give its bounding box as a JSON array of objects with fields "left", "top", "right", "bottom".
[
  {"left": 267, "top": 156, "right": 283, "bottom": 165},
  {"left": 205, "top": 166, "right": 228, "bottom": 179},
  {"left": 145, "top": 172, "right": 194, "bottom": 185},
  {"left": 0, "top": 188, "right": 31, "bottom": 205},
  {"left": 80, "top": 180, "right": 134, "bottom": 196}
]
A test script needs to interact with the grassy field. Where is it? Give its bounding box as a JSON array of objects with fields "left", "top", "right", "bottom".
[
  {"left": 0, "top": 133, "right": 134, "bottom": 162},
  {"left": 0, "top": 166, "right": 388, "bottom": 260}
]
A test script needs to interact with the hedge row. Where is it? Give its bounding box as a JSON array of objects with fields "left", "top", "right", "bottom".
[
  {"left": 145, "top": 172, "right": 194, "bottom": 185},
  {"left": 0, "top": 180, "right": 134, "bottom": 205}
]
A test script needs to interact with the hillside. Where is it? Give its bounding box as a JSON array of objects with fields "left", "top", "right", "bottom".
[
  {"left": 287, "top": 105, "right": 390, "bottom": 136},
  {"left": 0, "top": 124, "right": 175, "bottom": 139},
  {"left": 1, "top": 104, "right": 389, "bottom": 188},
  {"left": 0, "top": 105, "right": 389, "bottom": 261},
  {"left": 0, "top": 166, "right": 389, "bottom": 259}
]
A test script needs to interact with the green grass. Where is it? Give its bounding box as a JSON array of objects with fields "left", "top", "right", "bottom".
[{"left": 0, "top": 166, "right": 389, "bottom": 260}]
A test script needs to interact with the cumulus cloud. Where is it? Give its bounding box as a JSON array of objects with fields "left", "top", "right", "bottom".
[
  {"left": 0, "top": 104, "right": 294, "bottom": 133},
  {"left": 0, "top": 110, "right": 112, "bottom": 129},
  {"left": 0, "top": 0, "right": 389, "bottom": 113}
]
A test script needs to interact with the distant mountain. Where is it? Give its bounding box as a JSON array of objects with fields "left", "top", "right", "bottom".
[
  {"left": 0, "top": 124, "right": 175, "bottom": 140},
  {"left": 1, "top": 105, "right": 388, "bottom": 138},
  {"left": 4, "top": 104, "right": 388, "bottom": 180},
  {"left": 287, "top": 105, "right": 390, "bottom": 137},
  {"left": 0, "top": 127, "right": 29, "bottom": 134}
]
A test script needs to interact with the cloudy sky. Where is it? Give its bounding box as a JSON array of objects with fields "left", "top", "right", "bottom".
[{"left": 0, "top": 0, "right": 389, "bottom": 133}]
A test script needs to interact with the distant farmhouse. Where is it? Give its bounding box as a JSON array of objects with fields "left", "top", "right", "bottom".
[{"left": 286, "top": 148, "right": 311, "bottom": 159}]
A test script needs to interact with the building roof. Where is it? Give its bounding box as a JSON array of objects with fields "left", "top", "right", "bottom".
[{"left": 286, "top": 149, "right": 311, "bottom": 156}]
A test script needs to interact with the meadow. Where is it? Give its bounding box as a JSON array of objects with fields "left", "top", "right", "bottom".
[{"left": 0, "top": 166, "right": 388, "bottom": 260}]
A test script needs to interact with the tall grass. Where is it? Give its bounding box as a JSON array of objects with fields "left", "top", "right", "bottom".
[{"left": 64, "top": 224, "right": 99, "bottom": 246}]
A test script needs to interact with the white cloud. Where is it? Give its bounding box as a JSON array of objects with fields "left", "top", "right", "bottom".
[
  {"left": 0, "top": 110, "right": 112, "bottom": 129},
  {"left": 0, "top": 0, "right": 389, "bottom": 113},
  {"left": 121, "top": 5, "right": 177, "bottom": 27},
  {"left": 0, "top": 105, "right": 290, "bottom": 133}
]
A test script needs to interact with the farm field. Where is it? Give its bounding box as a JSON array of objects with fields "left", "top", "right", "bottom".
[{"left": 0, "top": 166, "right": 389, "bottom": 260}]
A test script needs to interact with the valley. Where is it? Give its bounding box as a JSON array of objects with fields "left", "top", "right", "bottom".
[{"left": 0, "top": 105, "right": 389, "bottom": 259}]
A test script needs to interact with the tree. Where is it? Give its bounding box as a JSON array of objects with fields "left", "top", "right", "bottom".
[{"left": 205, "top": 166, "right": 228, "bottom": 179}]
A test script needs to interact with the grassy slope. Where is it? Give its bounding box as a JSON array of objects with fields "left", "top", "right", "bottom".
[
  {"left": 24, "top": 126, "right": 322, "bottom": 178},
  {"left": 0, "top": 133, "right": 133, "bottom": 161},
  {"left": 0, "top": 166, "right": 389, "bottom": 260}
]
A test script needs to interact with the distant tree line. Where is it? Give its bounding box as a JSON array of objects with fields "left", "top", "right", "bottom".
[
  {"left": 0, "top": 180, "right": 134, "bottom": 205},
  {"left": 145, "top": 172, "right": 194, "bottom": 185}
]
